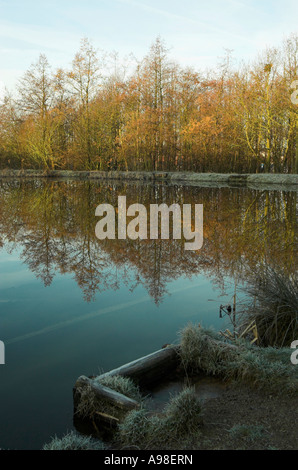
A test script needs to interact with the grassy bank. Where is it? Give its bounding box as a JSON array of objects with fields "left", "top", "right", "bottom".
[{"left": 0, "top": 169, "right": 297, "bottom": 189}]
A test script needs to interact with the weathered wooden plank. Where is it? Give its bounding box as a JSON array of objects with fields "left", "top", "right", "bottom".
[
  {"left": 97, "top": 345, "right": 180, "bottom": 388},
  {"left": 74, "top": 375, "right": 140, "bottom": 411}
]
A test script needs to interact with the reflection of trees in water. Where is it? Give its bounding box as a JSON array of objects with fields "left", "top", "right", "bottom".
[{"left": 0, "top": 179, "right": 296, "bottom": 304}]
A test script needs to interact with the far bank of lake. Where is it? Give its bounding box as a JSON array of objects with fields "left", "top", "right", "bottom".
[{"left": 0, "top": 169, "right": 297, "bottom": 191}]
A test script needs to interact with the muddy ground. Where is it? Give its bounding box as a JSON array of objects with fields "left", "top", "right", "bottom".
[
  {"left": 192, "top": 383, "right": 297, "bottom": 450},
  {"left": 141, "top": 373, "right": 297, "bottom": 451}
]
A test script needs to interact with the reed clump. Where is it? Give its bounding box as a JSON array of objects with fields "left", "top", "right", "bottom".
[{"left": 240, "top": 265, "right": 297, "bottom": 347}]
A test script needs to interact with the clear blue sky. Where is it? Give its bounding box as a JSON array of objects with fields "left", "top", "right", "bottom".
[{"left": 0, "top": 0, "right": 297, "bottom": 96}]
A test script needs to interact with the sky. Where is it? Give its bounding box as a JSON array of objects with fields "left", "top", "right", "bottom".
[{"left": 0, "top": 0, "right": 297, "bottom": 98}]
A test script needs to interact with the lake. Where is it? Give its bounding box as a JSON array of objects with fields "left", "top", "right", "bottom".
[{"left": 0, "top": 178, "right": 296, "bottom": 449}]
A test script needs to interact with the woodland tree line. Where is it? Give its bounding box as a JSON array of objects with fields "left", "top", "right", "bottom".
[{"left": 0, "top": 35, "right": 297, "bottom": 173}]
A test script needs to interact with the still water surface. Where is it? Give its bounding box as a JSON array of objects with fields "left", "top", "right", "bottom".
[{"left": 0, "top": 179, "right": 296, "bottom": 449}]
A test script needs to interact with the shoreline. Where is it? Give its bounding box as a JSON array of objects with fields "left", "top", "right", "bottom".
[{"left": 0, "top": 169, "right": 297, "bottom": 190}]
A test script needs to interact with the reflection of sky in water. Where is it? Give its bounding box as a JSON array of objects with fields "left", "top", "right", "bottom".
[{"left": 0, "top": 241, "right": 235, "bottom": 449}]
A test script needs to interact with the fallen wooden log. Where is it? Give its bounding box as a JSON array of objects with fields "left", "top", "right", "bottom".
[
  {"left": 73, "top": 345, "right": 180, "bottom": 429},
  {"left": 74, "top": 375, "right": 140, "bottom": 410},
  {"left": 73, "top": 375, "right": 140, "bottom": 427},
  {"left": 97, "top": 345, "right": 180, "bottom": 388}
]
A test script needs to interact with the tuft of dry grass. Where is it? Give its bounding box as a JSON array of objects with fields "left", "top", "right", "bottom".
[
  {"left": 118, "top": 387, "right": 203, "bottom": 450},
  {"left": 95, "top": 375, "right": 143, "bottom": 402},
  {"left": 42, "top": 431, "right": 105, "bottom": 450}
]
